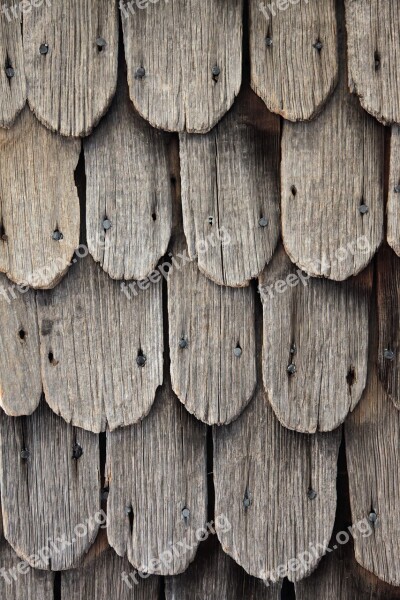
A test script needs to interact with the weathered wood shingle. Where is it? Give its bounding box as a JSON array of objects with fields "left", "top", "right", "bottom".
[
  {"left": 180, "top": 87, "right": 280, "bottom": 287},
  {"left": 0, "top": 2, "right": 26, "bottom": 128},
  {"left": 23, "top": 0, "right": 118, "bottom": 137},
  {"left": 122, "top": 0, "right": 242, "bottom": 132},
  {"left": 250, "top": 0, "right": 338, "bottom": 121},
  {"left": 37, "top": 255, "right": 163, "bottom": 433}
]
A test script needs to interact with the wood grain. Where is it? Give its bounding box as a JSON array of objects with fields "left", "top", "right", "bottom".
[
  {"left": 106, "top": 383, "right": 207, "bottom": 575},
  {"left": 62, "top": 547, "right": 160, "bottom": 599},
  {"left": 249, "top": 0, "right": 338, "bottom": 121},
  {"left": 346, "top": 306, "right": 400, "bottom": 586},
  {"left": 0, "top": 273, "right": 41, "bottom": 416},
  {"left": 213, "top": 384, "right": 341, "bottom": 583},
  {"left": 387, "top": 126, "right": 400, "bottom": 256},
  {"left": 0, "top": 1, "right": 26, "bottom": 128},
  {"left": 180, "top": 86, "right": 280, "bottom": 287},
  {"left": 377, "top": 246, "right": 400, "bottom": 409},
  {"left": 260, "top": 245, "right": 371, "bottom": 433},
  {"left": 0, "top": 535, "right": 53, "bottom": 598},
  {"left": 165, "top": 535, "right": 282, "bottom": 600},
  {"left": 345, "top": 0, "right": 400, "bottom": 125},
  {"left": 23, "top": 0, "right": 118, "bottom": 137},
  {"left": 281, "top": 64, "right": 384, "bottom": 281},
  {"left": 122, "top": 0, "right": 242, "bottom": 133},
  {"left": 168, "top": 238, "right": 256, "bottom": 424},
  {"left": 0, "top": 107, "right": 80, "bottom": 288},
  {"left": 84, "top": 73, "right": 172, "bottom": 281},
  {"left": 0, "top": 401, "right": 101, "bottom": 570},
  {"left": 37, "top": 255, "right": 163, "bottom": 433}
]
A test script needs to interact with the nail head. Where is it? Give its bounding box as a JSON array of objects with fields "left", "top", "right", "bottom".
[
  {"left": 52, "top": 230, "right": 63, "bottom": 241},
  {"left": 135, "top": 67, "right": 146, "bottom": 79},
  {"left": 384, "top": 349, "right": 395, "bottom": 361},
  {"left": 39, "top": 43, "right": 49, "bottom": 55},
  {"left": 287, "top": 363, "right": 296, "bottom": 375},
  {"left": 259, "top": 217, "right": 268, "bottom": 228},
  {"left": 103, "top": 219, "right": 112, "bottom": 231}
]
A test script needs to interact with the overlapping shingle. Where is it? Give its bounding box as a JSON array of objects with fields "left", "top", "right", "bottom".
[{"left": 0, "top": 1, "right": 26, "bottom": 128}]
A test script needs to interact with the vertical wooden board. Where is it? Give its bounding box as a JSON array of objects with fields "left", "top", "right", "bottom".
[
  {"left": 23, "top": 0, "right": 118, "bottom": 137},
  {"left": 345, "top": 0, "right": 400, "bottom": 125},
  {"left": 37, "top": 255, "right": 163, "bottom": 433},
  {"left": 213, "top": 385, "right": 341, "bottom": 583},
  {"left": 0, "top": 273, "right": 41, "bottom": 415},
  {"left": 0, "top": 536, "right": 54, "bottom": 598},
  {"left": 84, "top": 74, "right": 172, "bottom": 281},
  {"left": 168, "top": 239, "right": 256, "bottom": 425},
  {"left": 122, "top": 0, "right": 242, "bottom": 133},
  {"left": 179, "top": 87, "right": 280, "bottom": 287},
  {"left": 281, "top": 69, "right": 384, "bottom": 281},
  {"left": 260, "top": 246, "right": 371, "bottom": 433},
  {"left": 346, "top": 314, "right": 400, "bottom": 586},
  {"left": 0, "top": 401, "right": 101, "bottom": 570},
  {"left": 165, "top": 535, "right": 282, "bottom": 600},
  {"left": 62, "top": 547, "right": 160, "bottom": 599},
  {"left": 0, "top": 107, "right": 80, "bottom": 289},
  {"left": 249, "top": 0, "right": 338, "bottom": 121},
  {"left": 106, "top": 383, "right": 207, "bottom": 575},
  {"left": 387, "top": 126, "right": 400, "bottom": 256},
  {"left": 377, "top": 246, "right": 400, "bottom": 409},
  {"left": 0, "top": 2, "right": 26, "bottom": 128}
]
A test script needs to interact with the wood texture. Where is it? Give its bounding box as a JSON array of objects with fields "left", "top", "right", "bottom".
[
  {"left": 62, "top": 547, "right": 160, "bottom": 599},
  {"left": 0, "top": 401, "right": 101, "bottom": 570},
  {"left": 281, "top": 67, "right": 384, "bottom": 281},
  {"left": 346, "top": 308, "right": 400, "bottom": 586},
  {"left": 106, "top": 383, "right": 207, "bottom": 575},
  {"left": 168, "top": 238, "right": 256, "bottom": 424},
  {"left": 250, "top": 0, "right": 338, "bottom": 121},
  {"left": 37, "top": 255, "right": 163, "bottom": 433},
  {"left": 260, "top": 246, "right": 371, "bottom": 433},
  {"left": 122, "top": 0, "right": 242, "bottom": 133},
  {"left": 165, "top": 535, "right": 282, "bottom": 600},
  {"left": 345, "top": 0, "right": 400, "bottom": 125},
  {"left": 377, "top": 246, "right": 400, "bottom": 410},
  {"left": 23, "top": 0, "right": 118, "bottom": 137},
  {"left": 0, "top": 107, "right": 80, "bottom": 288},
  {"left": 213, "top": 385, "right": 341, "bottom": 583},
  {"left": 180, "top": 87, "right": 280, "bottom": 287},
  {"left": 0, "top": 535, "right": 53, "bottom": 599},
  {"left": 84, "top": 74, "right": 172, "bottom": 281},
  {"left": 387, "top": 126, "right": 400, "bottom": 256},
  {"left": 0, "top": 273, "right": 41, "bottom": 416},
  {"left": 0, "top": 1, "right": 26, "bottom": 128}
]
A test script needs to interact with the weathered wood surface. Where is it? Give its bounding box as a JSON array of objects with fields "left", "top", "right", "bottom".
[
  {"left": 165, "top": 535, "right": 282, "bottom": 599},
  {"left": 37, "top": 255, "right": 163, "bottom": 433},
  {"left": 0, "top": 401, "right": 101, "bottom": 570},
  {"left": 84, "top": 74, "right": 172, "bottom": 281},
  {"left": 24, "top": 0, "right": 118, "bottom": 137},
  {"left": 0, "top": 273, "right": 41, "bottom": 416},
  {"left": 214, "top": 385, "right": 341, "bottom": 582},
  {"left": 168, "top": 238, "right": 256, "bottom": 424},
  {"left": 296, "top": 545, "right": 400, "bottom": 599},
  {"left": 62, "top": 547, "right": 160, "bottom": 599},
  {"left": 387, "top": 126, "right": 400, "bottom": 256},
  {"left": 281, "top": 66, "right": 384, "bottom": 280},
  {"left": 260, "top": 246, "right": 371, "bottom": 433},
  {"left": 106, "top": 383, "right": 207, "bottom": 575},
  {"left": 180, "top": 87, "right": 280, "bottom": 287},
  {"left": 0, "top": 535, "right": 54, "bottom": 598},
  {"left": 249, "top": 0, "right": 338, "bottom": 121},
  {"left": 345, "top": 0, "right": 400, "bottom": 126},
  {"left": 346, "top": 311, "right": 400, "bottom": 586},
  {"left": 377, "top": 246, "right": 400, "bottom": 409},
  {"left": 0, "top": 1, "right": 26, "bottom": 128},
  {"left": 122, "top": 0, "right": 242, "bottom": 133},
  {"left": 0, "top": 107, "right": 80, "bottom": 288}
]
